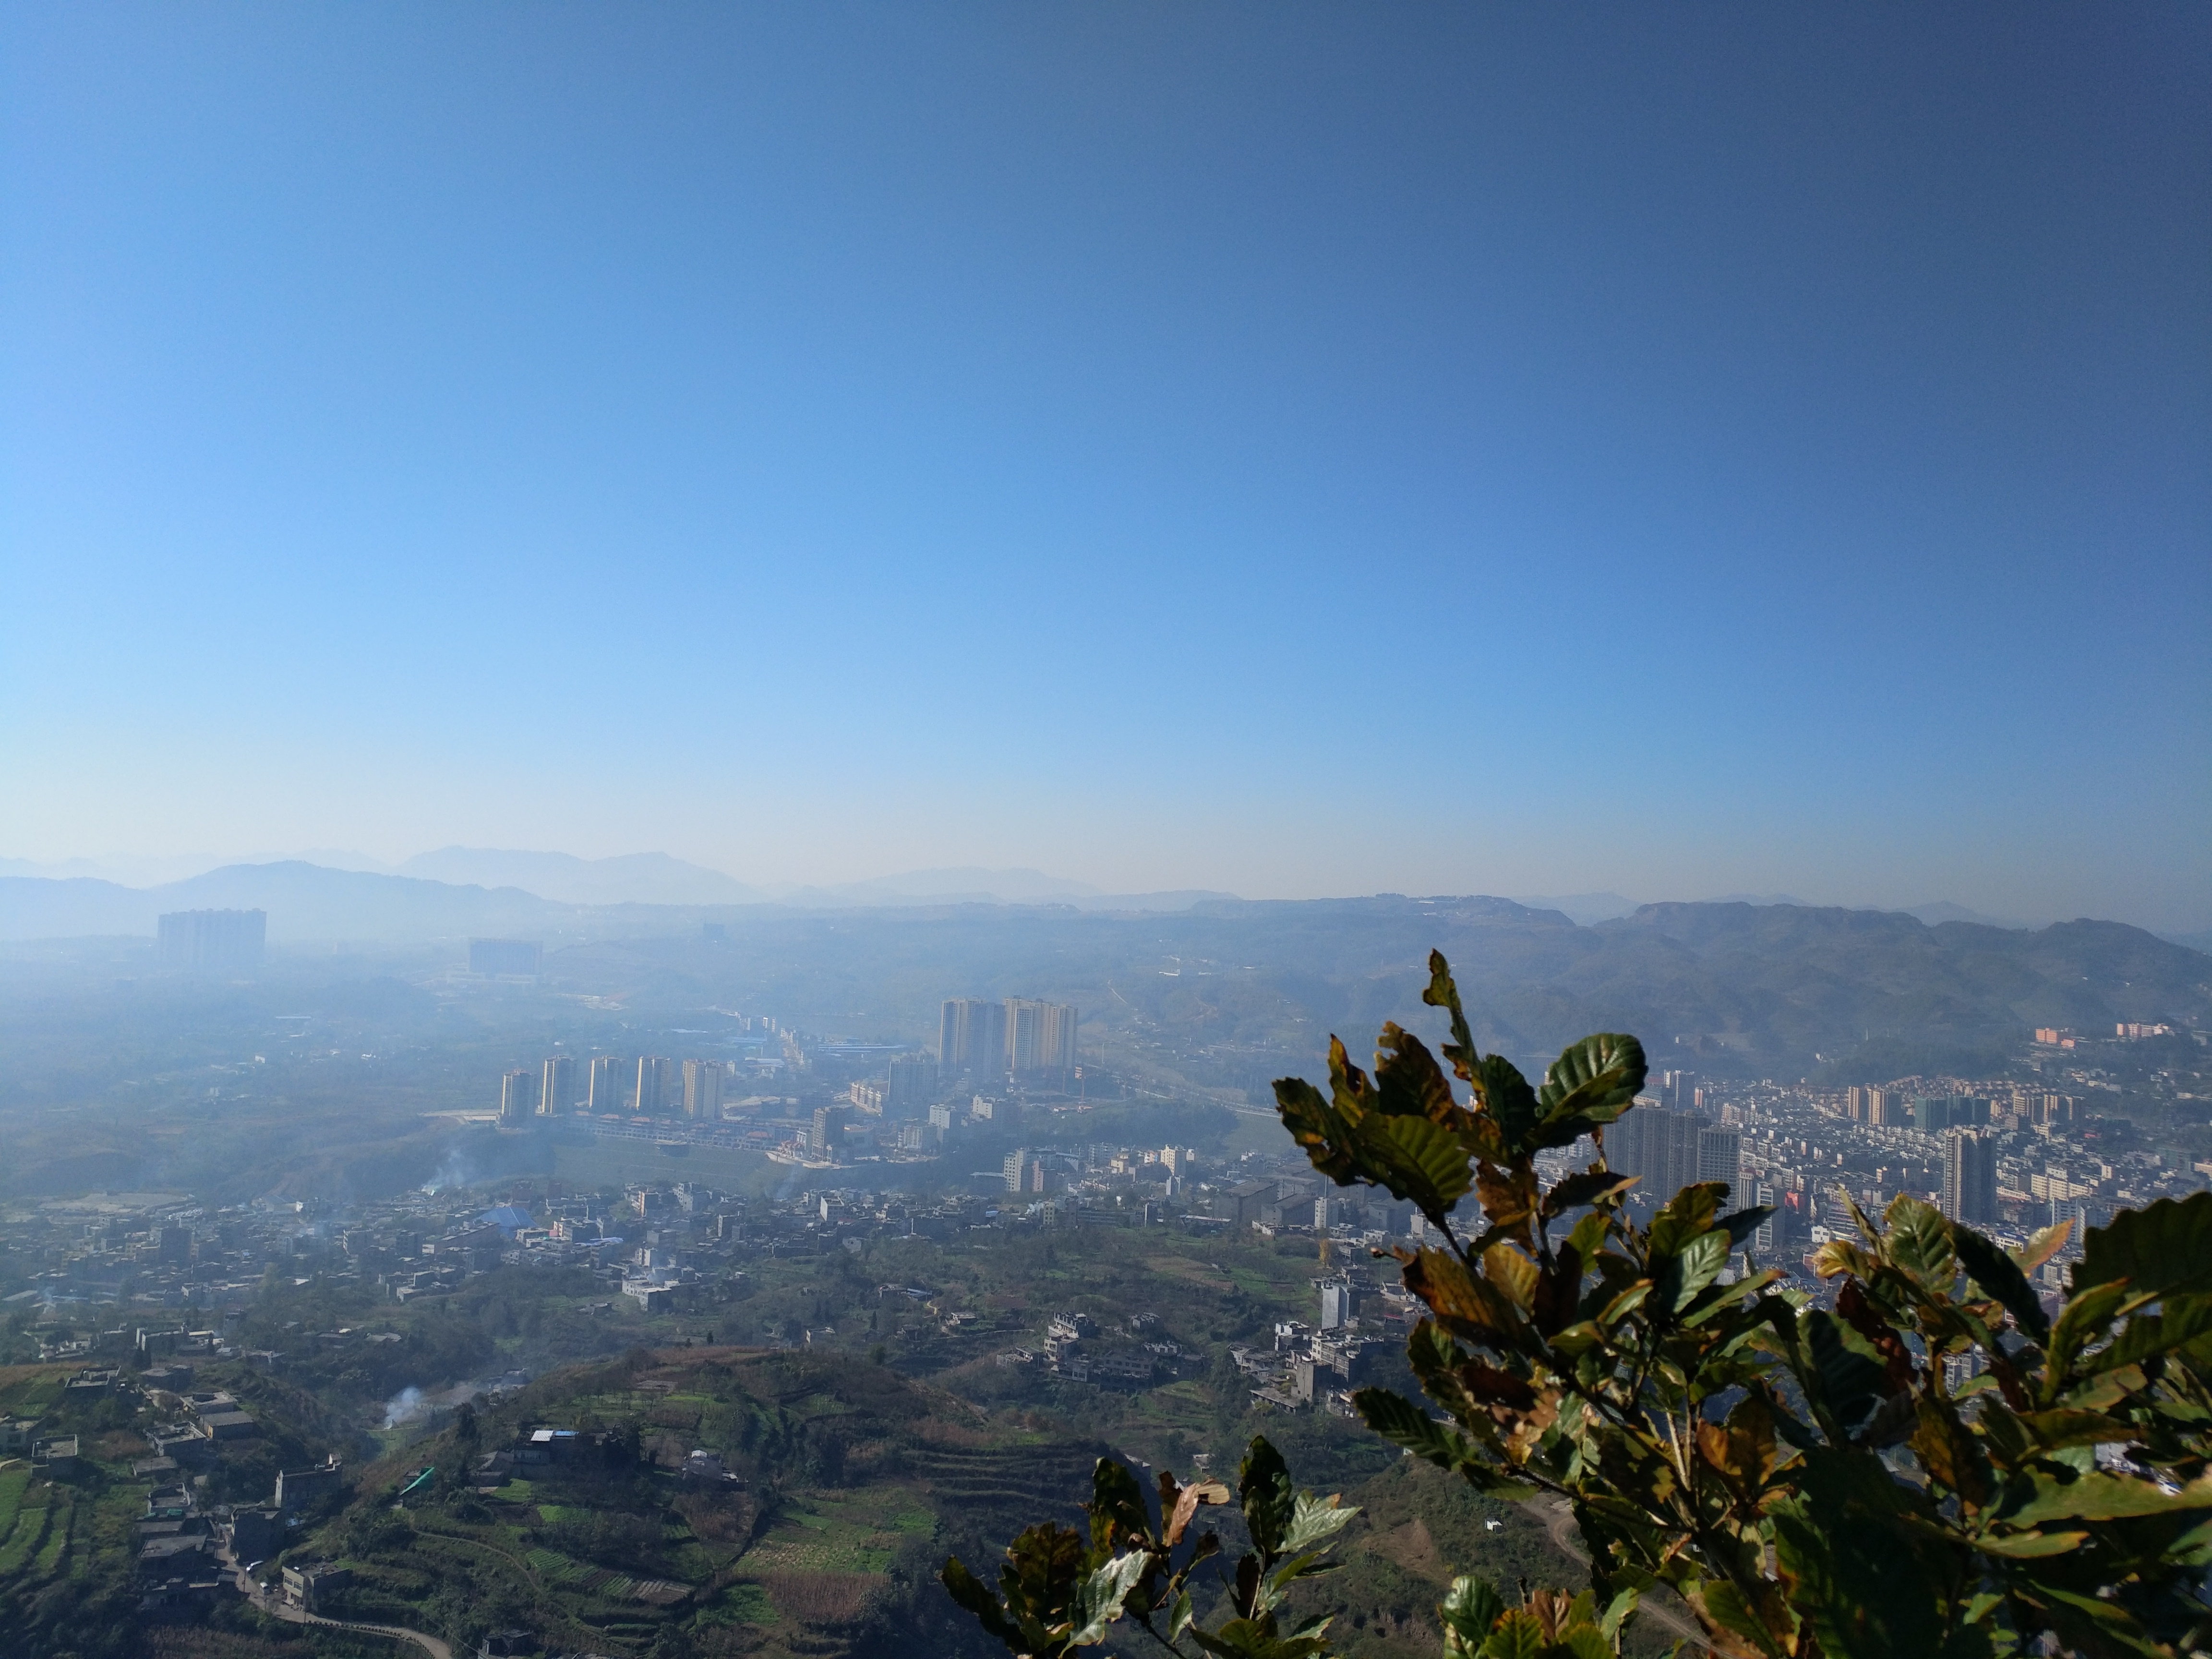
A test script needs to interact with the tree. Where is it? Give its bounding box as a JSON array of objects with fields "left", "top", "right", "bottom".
[{"left": 945, "top": 950, "right": 2212, "bottom": 1659}]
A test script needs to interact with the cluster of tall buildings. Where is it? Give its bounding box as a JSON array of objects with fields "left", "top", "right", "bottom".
[
  {"left": 938, "top": 997, "right": 1080, "bottom": 1081},
  {"left": 497, "top": 1055, "right": 727, "bottom": 1123},
  {"left": 1607, "top": 1105, "right": 1741, "bottom": 1200},
  {"left": 847, "top": 1054, "right": 941, "bottom": 1117},
  {"left": 1844, "top": 1085, "right": 2077, "bottom": 1130}
]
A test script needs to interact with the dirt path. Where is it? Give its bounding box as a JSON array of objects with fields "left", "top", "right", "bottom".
[{"left": 1533, "top": 1495, "right": 1707, "bottom": 1653}]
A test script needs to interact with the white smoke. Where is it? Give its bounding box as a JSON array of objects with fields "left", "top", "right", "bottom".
[{"left": 382, "top": 1386, "right": 429, "bottom": 1429}]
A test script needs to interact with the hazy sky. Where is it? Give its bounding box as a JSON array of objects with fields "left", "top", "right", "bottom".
[{"left": 3, "top": 6, "right": 2207, "bottom": 928}]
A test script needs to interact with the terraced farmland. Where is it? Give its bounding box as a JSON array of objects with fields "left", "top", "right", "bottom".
[{"left": 313, "top": 1346, "right": 1101, "bottom": 1658}]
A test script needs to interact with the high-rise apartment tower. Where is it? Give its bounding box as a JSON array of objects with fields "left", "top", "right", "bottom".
[
  {"left": 683, "top": 1059, "right": 724, "bottom": 1120},
  {"left": 938, "top": 998, "right": 1008, "bottom": 1078},
  {"left": 499, "top": 1069, "right": 537, "bottom": 1125},
  {"left": 540, "top": 1056, "right": 575, "bottom": 1118},
  {"left": 1943, "top": 1130, "right": 1999, "bottom": 1224},
  {"left": 587, "top": 1055, "right": 625, "bottom": 1114}
]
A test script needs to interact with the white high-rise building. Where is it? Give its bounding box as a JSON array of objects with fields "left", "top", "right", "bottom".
[
  {"left": 588, "top": 1055, "right": 625, "bottom": 1114},
  {"left": 539, "top": 1055, "right": 575, "bottom": 1117},
  {"left": 1319, "top": 1280, "right": 1355, "bottom": 1331},
  {"left": 499, "top": 1069, "right": 537, "bottom": 1125},
  {"left": 683, "top": 1059, "right": 724, "bottom": 1119}
]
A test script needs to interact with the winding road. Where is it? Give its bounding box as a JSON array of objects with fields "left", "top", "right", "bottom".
[
  {"left": 223, "top": 1548, "right": 452, "bottom": 1659},
  {"left": 1533, "top": 1494, "right": 1707, "bottom": 1653},
  {"left": 259, "top": 1598, "right": 454, "bottom": 1659}
]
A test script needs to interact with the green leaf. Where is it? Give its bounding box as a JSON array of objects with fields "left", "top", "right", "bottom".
[
  {"left": 2044, "top": 1279, "right": 2129, "bottom": 1387},
  {"left": 2102, "top": 1293, "right": 2212, "bottom": 1372},
  {"left": 1769, "top": 1449, "right": 1948, "bottom": 1659},
  {"left": 1350, "top": 1112, "right": 1475, "bottom": 1221},
  {"left": 1439, "top": 1575, "right": 1506, "bottom": 1653},
  {"left": 1657, "top": 1228, "right": 1730, "bottom": 1315},
  {"left": 2015, "top": 1409, "right": 2135, "bottom": 1452},
  {"left": 1186, "top": 1616, "right": 1332, "bottom": 1659},
  {"left": 1715, "top": 1206, "right": 1776, "bottom": 1250},
  {"left": 1882, "top": 1195, "right": 1955, "bottom": 1286},
  {"left": 1238, "top": 1436, "right": 1297, "bottom": 1557},
  {"left": 1087, "top": 1456, "right": 1154, "bottom": 1554},
  {"left": 1475, "top": 1609, "right": 1548, "bottom": 1659},
  {"left": 1542, "top": 1169, "right": 1638, "bottom": 1218},
  {"left": 941, "top": 1555, "right": 1024, "bottom": 1653},
  {"left": 1951, "top": 1222, "right": 2051, "bottom": 1343},
  {"left": 2022, "top": 1583, "right": 2179, "bottom": 1659},
  {"left": 1474, "top": 1054, "right": 1540, "bottom": 1155},
  {"left": 1279, "top": 1492, "right": 1358, "bottom": 1554},
  {"left": 1168, "top": 1588, "right": 1195, "bottom": 1641},
  {"left": 1067, "top": 1551, "right": 1151, "bottom": 1645},
  {"left": 1972, "top": 1528, "right": 2088, "bottom": 1558},
  {"left": 1551, "top": 1629, "right": 1614, "bottom": 1659},
  {"left": 1805, "top": 1310, "right": 1897, "bottom": 1436},
  {"left": 1421, "top": 949, "right": 1481, "bottom": 1083},
  {"left": 1353, "top": 1389, "right": 1522, "bottom": 1489},
  {"left": 1272, "top": 1077, "right": 1359, "bottom": 1187},
  {"left": 2003, "top": 1468, "right": 2212, "bottom": 1527},
  {"left": 2079, "top": 1190, "right": 2212, "bottom": 1298},
  {"left": 1537, "top": 1032, "right": 1648, "bottom": 1121},
  {"left": 1647, "top": 1183, "right": 1727, "bottom": 1260},
  {"left": 1599, "top": 1587, "right": 1640, "bottom": 1642},
  {"left": 1681, "top": 1266, "right": 1784, "bottom": 1328},
  {"left": 1564, "top": 1209, "right": 1612, "bottom": 1267}
]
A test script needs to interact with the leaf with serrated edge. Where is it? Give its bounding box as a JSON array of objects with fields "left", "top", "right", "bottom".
[
  {"left": 1279, "top": 1492, "right": 1358, "bottom": 1553},
  {"left": 1374, "top": 1023, "right": 1459, "bottom": 1122},
  {"left": 1351, "top": 1112, "right": 1474, "bottom": 1219},
  {"left": 1538, "top": 1032, "right": 1648, "bottom": 1117},
  {"left": 1421, "top": 950, "right": 1480, "bottom": 1083}
]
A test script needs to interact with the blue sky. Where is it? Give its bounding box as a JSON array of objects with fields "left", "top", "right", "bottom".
[{"left": 2, "top": 6, "right": 2207, "bottom": 928}]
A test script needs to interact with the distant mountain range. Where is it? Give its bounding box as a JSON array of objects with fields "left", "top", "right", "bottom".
[{"left": 0, "top": 856, "right": 1239, "bottom": 940}]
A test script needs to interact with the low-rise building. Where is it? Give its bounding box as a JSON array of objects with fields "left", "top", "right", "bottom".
[
  {"left": 274, "top": 1455, "right": 344, "bottom": 1511},
  {"left": 281, "top": 1561, "right": 352, "bottom": 1611}
]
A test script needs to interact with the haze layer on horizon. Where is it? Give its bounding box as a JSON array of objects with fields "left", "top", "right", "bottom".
[{"left": 2, "top": 8, "right": 2206, "bottom": 931}]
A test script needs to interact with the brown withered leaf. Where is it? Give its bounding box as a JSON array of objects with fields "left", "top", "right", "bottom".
[
  {"left": 1375, "top": 1023, "right": 1460, "bottom": 1122},
  {"left": 1530, "top": 1243, "right": 1584, "bottom": 1336},
  {"left": 1525, "top": 1587, "right": 1574, "bottom": 1640},
  {"left": 1482, "top": 1242, "right": 1539, "bottom": 1313},
  {"left": 1694, "top": 1393, "right": 1780, "bottom": 1500},
  {"left": 1502, "top": 1388, "right": 1561, "bottom": 1461},
  {"left": 1540, "top": 1169, "right": 1638, "bottom": 1218},
  {"left": 1837, "top": 1278, "right": 1914, "bottom": 1391},
  {"left": 1405, "top": 1245, "right": 1525, "bottom": 1344},
  {"left": 1910, "top": 1395, "right": 1990, "bottom": 1509},
  {"left": 1477, "top": 1160, "right": 1537, "bottom": 1234},
  {"left": 1457, "top": 1360, "right": 1538, "bottom": 1411},
  {"left": 1165, "top": 1478, "right": 1231, "bottom": 1545}
]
